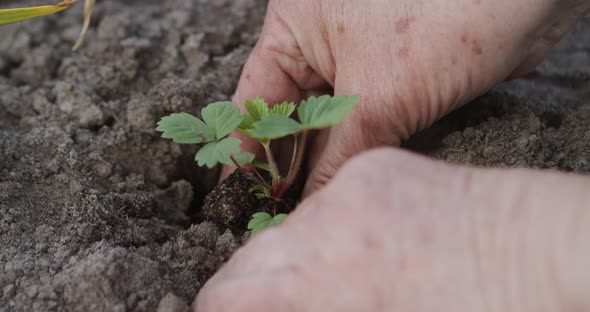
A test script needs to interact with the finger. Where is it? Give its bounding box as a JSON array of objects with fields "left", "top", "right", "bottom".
[
  {"left": 195, "top": 219, "right": 310, "bottom": 312},
  {"left": 509, "top": 15, "right": 580, "bottom": 79},
  {"left": 219, "top": 7, "right": 304, "bottom": 181},
  {"left": 221, "top": 4, "right": 329, "bottom": 180},
  {"left": 303, "top": 75, "right": 416, "bottom": 196},
  {"left": 195, "top": 267, "right": 303, "bottom": 312}
]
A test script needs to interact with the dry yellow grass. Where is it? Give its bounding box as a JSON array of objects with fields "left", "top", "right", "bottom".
[{"left": 0, "top": 0, "right": 95, "bottom": 50}]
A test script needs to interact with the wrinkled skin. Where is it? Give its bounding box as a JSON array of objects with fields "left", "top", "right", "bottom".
[
  {"left": 224, "top": 0, "right": 589, "bottom": 195},
  {"left": 204, "top": 0, "right": 590, "bottom": 311},
  {"left": 199, "top": 149, "right": 590, "bottom": 311}
]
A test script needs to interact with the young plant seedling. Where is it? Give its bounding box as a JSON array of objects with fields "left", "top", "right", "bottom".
[
  {"left": 156, "top": 95, "right": 359, "bottom": 236},
  {"left": 0, "top": 0, "right": 95, "bottom": 50}
]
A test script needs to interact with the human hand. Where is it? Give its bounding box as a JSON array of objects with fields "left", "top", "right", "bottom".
[
  {"left": 222, "top": 0, "right": 589, "bottom": 195},
  {"left": 198, "top": 148, "right": 590, "bottom": 311}
]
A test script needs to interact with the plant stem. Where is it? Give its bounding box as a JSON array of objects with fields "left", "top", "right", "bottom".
[
  {"left": 250, "top": 165, "right": 267, "bottom": 185},
  {"left": 230, "top": 156, "right": 271, "bottom": 189},
  {"left": 283, "top": 130, "right": 308, "bottom": 191},
  {"left": 287, "top": 134, "right": 299, "bottom": 179},
  {"left": 262, "top": 142, "right": 280, "bottom": 185}
]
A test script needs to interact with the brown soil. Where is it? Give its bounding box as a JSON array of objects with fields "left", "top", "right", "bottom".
[{"left": 1, "top": 0, "right": 589, "bottom": 311}]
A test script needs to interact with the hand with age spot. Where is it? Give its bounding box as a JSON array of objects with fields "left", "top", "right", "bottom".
[
  {"left": 198, "top": 0, "right": 590, "bottom": 311},
  {"left": 222, "top": 0, "right": 589, "bottom": 196}
]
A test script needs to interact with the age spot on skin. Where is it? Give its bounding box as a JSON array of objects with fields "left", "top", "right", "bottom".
[
  {"left": 362, "top": 232, "right": 384, "bottom": 251},
  {"left": 471, "top": 39, "right": 483, "bottom": 55},
  {"left": 451, "top": 55, "right": 458, "bottom": 65},
  {"left": 337, "top": 24, "right": 346, "bottom": 34},
  {"left": 461, "top": 34, "right": 468, "bottom": 44},
  {"left": 397, "top": 47, "right": 411, "bottom": 58},
  {"left": 395, "top": 16, "right": 416, "bottom": 34}
]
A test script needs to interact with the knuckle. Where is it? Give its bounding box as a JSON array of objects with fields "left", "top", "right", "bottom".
[
  {"left": 344, "top": 96, "right": 407, "bottom": 147},
  {"left": 348, "top": 102, "right": 386, "bottom": 142},
  {"left": 312, "top": 158, "right": 338, "bottom": 186},
  {"left": 306, "top": 173, "right": 329, "bottom": 195},
  {"left": 338, "top": 147, "right": 406, "bottom": 179}
]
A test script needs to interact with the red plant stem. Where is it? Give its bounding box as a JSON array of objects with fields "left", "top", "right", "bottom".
[
  {"left": 282, "top": 130, "right": 308, "bottom": 196},
  {"left": 230, "top": 156, "right": 272, "bottom": 189}
]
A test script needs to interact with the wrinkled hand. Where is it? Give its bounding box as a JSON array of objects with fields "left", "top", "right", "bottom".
[
  {"left": 203, "top": 1, "right": 590, "bottom": 310},
  {"left": 198, "top": 148, "right": 590, "bottom": 311},
  {"left": 223, "top": 0, "right": 589, "bottom": 195}
]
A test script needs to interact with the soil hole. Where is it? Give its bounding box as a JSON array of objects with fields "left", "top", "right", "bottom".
[{"left": 538, "top": 111, "right": 563, "bottom": 129}]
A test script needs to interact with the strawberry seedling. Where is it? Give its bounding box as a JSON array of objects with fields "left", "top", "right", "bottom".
[{"left": 156, "top": 95, "right": 359, "bottom": 236}]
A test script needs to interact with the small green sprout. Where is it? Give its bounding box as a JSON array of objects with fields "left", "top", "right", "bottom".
[
  {"left": 249, "top": 185, "right": 272, "bottom": 200},
  {"left": 248, "top": 212, "right": 288, "bottom": 236},
  {"left": 157, "top": 95, "right": 359, "bottom": 236}
]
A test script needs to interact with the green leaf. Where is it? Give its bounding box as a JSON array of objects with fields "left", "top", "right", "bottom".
[
  {"left": 269, "top": 102, "right": 296, "bottom": 117},
  {"left": 156, "top": 113, "right": 215, "bottom": 144},
  {"left": 195, "top": 137, "right": 241, "bottom": 168},
  {"left": 252, "top": 161, "right": 271, "bottom": 172},
  {"left": 298, "top": 95, "right": 359, "bottom": 129},
  {"left": 238, "top": 97, "right": 269, "bottom": 130},
  {"left": 238, "top": 97, "right": 269, "bottom": 133},
  {"left": 248, "top": 212, "right": 272, "bottom": 230},
  {"left": 249, "top": 185, "right": 271, "bottom": 200},
  {"left": 248, "top": 212, "right": 289, "bottom": 237},
  {"left": 237, "top": 99, "right": 296, "bottom": 141},
  {"left": 250, "top": 116, "right": 303, "bottom": 140},
  {"left": 232, "top": 152, "right": 255, "bottom": 166},
  {"left": 201, "top": 101, "right": 243, "bottom": 140},
  {"left": 235, "top": 127, "right": 251, "bottom": 137},
  {"left": 270, "top": 214, "right": 288, "bottom": 226},
  {"left": 0, "top": 0, "right": 75, "bottom": 27}
]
